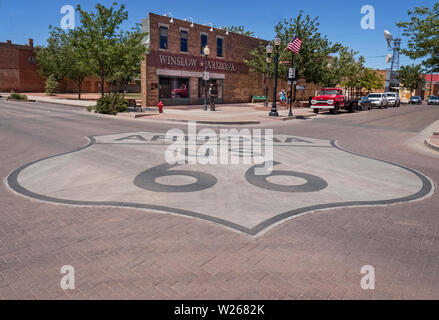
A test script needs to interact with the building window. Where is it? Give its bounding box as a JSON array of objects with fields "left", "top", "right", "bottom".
[
  {"left": 217, "top": 37, "right": 223, "bottom": 58},
  {"left": 159, "top": 77, "right": 190, "bottom": 100},
  {"left": 180, "top": 30, "right": 188, "bottom": 52},
  {"left": 160, "top": 26, "right": 168, "bottom": 50},
  {"left": 198, "top": 79, "right": 223, "bottom": 100},
  {"left": 201, "top": 34, "right": 208, "bottom": 54}
]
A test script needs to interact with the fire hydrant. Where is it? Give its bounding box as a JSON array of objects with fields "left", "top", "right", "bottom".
[{"left": 158, "top": 101, "right": 164, "bottom": 113}]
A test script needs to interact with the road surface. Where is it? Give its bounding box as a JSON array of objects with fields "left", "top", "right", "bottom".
[{"left": 1, "top": 99, "right": 439, "bottom": 299}]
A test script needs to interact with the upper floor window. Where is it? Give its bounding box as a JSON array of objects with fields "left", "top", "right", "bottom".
[
  {"left": 217, "top": 37, "right": 223, "bottom": 57},
  {"left": 160, "top": 26, "right": 168, "bottom": 50},
  {"left": 180, "top": 30, "right": 188, "bottom": 52},
  {"left": 201, "top": 34, "right": 208, "bottom": 54}
]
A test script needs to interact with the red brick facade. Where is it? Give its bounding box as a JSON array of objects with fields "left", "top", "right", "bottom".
[
  {"left": 0, "top": 40, "right": 45, "bottom": 92},
  {"left": 141, "top": 13, "right": 296, "bottom": 107},
  {"left": 0, "top": 39, "right": 112, "bottom": 94}
]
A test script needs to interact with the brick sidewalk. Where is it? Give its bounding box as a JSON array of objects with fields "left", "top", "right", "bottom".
[
  {"left": 119, "top": 104, "right": 316, "bottom": 124},
  {"left": 1, "top": 101, "right": 439, "bottom": 299}
]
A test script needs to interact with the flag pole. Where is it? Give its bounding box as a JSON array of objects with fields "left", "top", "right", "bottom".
[{"left": 289, "top": 53, "right": 294, "bottom": 117}]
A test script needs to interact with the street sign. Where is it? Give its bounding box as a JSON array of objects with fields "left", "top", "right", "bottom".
[
  {"left": 296, "top": 85, "right": 306, "bottom": 91},
  {"left": 280, "top": 61, "right": 292, "bottom": 65},
  {"left": 203, "top": 72, "right": 210, "bottom": 81},
  {"left": 288, "top": 68, "right": 296, "bottom": 80}
]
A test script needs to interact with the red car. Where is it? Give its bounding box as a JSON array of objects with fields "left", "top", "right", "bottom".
[{"left": 171, "top": 85, "right": 189, "bottom": 98}]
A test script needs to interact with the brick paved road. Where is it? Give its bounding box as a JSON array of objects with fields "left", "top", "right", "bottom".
[{"left": 1, "top": 100, "right": 439, "bottom": 299}]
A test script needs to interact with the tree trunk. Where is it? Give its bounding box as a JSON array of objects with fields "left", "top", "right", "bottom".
[
  {"left": 100, "top": 74, "right": 105, "bottom": 98},
  {"left": 77, "top": 80, "right": 82, "bottom": 100}
]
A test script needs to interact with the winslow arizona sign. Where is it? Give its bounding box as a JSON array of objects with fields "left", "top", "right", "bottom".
[
  {"left": 147, "top": 51, "right": 249, "bottom": 74},
  {"left": 7, "top": 132, "right": 434, "bottom": 237}
]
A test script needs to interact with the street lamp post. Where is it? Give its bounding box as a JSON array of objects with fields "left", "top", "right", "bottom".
[
  {"left": 265, "top": 45, "right": 273, "bottom": 107},
  {"left": 269, "top": 37, "right": 281, "bottom": 117},
  {"left": 203, "top": 46, "right": 210, "bottom": 111}
]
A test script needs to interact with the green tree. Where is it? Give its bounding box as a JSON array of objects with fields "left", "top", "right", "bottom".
[
  {"left": 397, "top": 3, "right": 439, "bottom": 72},
  {"left": 359, "top": 68, "right": 384, "bottom": 93},
  {"left": 107, "top": 24, "right": 147, "bottom": 96},
  {"left": 45, "top": 74, "right": 59, "bottom": 96},
  {"left": 245, "top": 12, "right": 342, "bottom": 86},
  {"left": 36, "top": 27, "right": 92, "bottom": 100},
  {"left": 66, "top": 30, "right": 93, "bottom": 100},
  {"left": 222, "top": 25, "right": 255, "bottom": 37},
  {"left": 398, "top": 64, "right": 424, "bottom": 95},
  {"left": 35, "top": 27, "right": 70, "bottom": 82},
  {"left": 75, "top": 3, "right": 147, "bottom": 98},
  {"left": 320, "top": 47, "right": 362, "bottom": 87},
  {"left": 339, "top": 55, "right": 384, "bottom": 93}
]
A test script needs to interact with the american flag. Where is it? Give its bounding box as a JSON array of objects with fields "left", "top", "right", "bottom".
[{"left": 287, "top": 36, "right": 302, "bottom": 55}]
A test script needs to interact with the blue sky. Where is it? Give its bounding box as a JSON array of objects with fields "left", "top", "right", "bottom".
[{"left": 0, "top": 0, "right": 436, "bottom": 69}]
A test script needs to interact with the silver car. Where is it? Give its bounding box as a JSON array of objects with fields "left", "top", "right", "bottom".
[
  {"left": 385, "top": 92, "right": 401, "bottom": 107},
  {"left": 367, "top": 93, "right": 388, "bottom": 109}
]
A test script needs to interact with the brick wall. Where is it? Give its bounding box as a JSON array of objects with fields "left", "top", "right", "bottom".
[
  {"left": 0, "top": 40, "right": 45, "bottom": 92},
  {"left": 0, "top": 40, "right": 118, "bottom": 94}
]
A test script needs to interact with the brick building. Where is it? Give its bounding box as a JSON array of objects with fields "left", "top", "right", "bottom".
[
  {"left": 0, "top": 39, "right": 118, "bottom": 94},
  {"left": 0, "top": 39, "right": 45, "bottom": 92},
  {"left": 423, "top": 74, "right": 439, "bottom": 98},
  {"left": 141, "top": 13, "right": 308, "bottom": 107}
]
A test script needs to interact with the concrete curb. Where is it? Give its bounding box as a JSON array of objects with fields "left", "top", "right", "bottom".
[
  {"left": 425, "top": 137, "right": 439, "bottom": 152},
  {"left": 6, "top": 98, "right": 36, "bottom": 102},
  {"left": 164, "top": 119, "right": 261, "bottom": 125},
  {"left": 30, "top": 99, "right": 91, "bottom": 108},
  {"left": 26, "top": 96, "right": 96, "bottom": 108}
]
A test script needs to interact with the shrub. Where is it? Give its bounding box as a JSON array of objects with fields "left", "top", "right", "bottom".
[
  {"left": 86, "top": 106, "right": 95, "bottom": 112},
  {"left": 9, "top": 91, "right": 28, "bottom": 100},
  {"left": 95, "top": 94, "right": 128, "bottom": 115},
  {"left": 45, "top": 74, "right": 59, "bottom": 96}
]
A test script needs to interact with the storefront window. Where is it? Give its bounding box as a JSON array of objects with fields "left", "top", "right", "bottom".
[
  {"left": 160, "top": 26, "right": 168, "bottom": 50},
  {"left": 159, "top": 77, "right": 190, "bottom": 100},
  {"left": 198, "top": 79, "right": 223, "bottom": 100},
  {"left": 180, "top": 30, "right": 188, "bottom": 52}
]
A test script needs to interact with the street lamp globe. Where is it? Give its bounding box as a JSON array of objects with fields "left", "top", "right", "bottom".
[
  {"left": 266, "top": 45, "right": 273, "bottom": 54},
  {"left": 274, "top": 37, "right": 281, "bottom": 47},
  {"left": 384, "top": 30, "right": 393, "bottom": 48},
  {"left": 203, "top": 46, "right": 210, "bottom": 56}
]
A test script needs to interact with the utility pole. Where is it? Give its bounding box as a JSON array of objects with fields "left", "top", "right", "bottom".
[{"left": 288, "top": 54, "right": 294, "bottom": 117}]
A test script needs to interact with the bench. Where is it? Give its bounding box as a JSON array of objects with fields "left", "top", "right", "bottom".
[{"left": 252, "top": 96, "right": 267, "bottom": 103}]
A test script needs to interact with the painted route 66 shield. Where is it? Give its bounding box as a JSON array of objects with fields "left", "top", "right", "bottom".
[{"left": 7, "top": 131, "right": 433, "bottom": 237}]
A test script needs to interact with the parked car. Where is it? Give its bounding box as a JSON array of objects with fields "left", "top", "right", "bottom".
[
  {"left": 385, "top": 92, "right": 401, "bottom": 107},
  {"left": 358, "top": 96, "right": 372, "bottom": 110},
  {"left": 367, "top": 93, "right": 388, "bottom": 108},
  {"left": 427, "top": 96, "right": 439, "bottom": 105},
  {"left": 310, "top": 88, "right": 361, "bottom": 114},
  {"left": 409, "top": 96, "right": 423, "bottom": 105}
]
